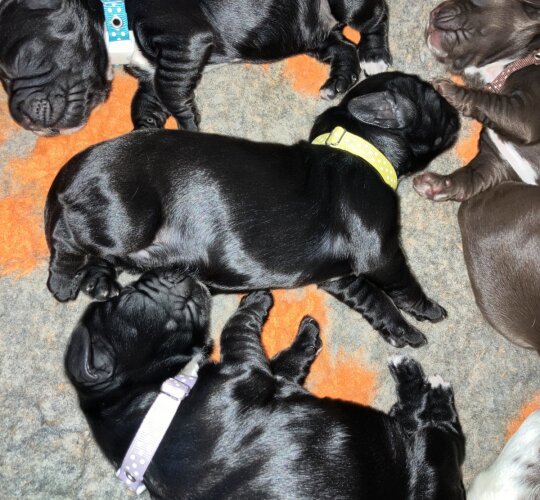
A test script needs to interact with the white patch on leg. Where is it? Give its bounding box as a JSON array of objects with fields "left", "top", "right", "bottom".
[
  {"left": 487, "top": 129, "right": 539, "bottom": 185},
  {"left": 428, "top": 375, "right": 450, "bottom": 389},
  {"left": 362, "top": 60, "right": 389, "bottom": 75},
  {"left": 389, "top": 354, "right": 408, "bottom": 368}
]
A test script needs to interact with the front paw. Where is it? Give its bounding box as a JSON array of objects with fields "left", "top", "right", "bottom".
[
  {"left": 432, "top": 79, "right": 471, "bottom": 115},
  {"left": 407, "top": 299, "right": 447, "bottom": 324},
  {"left": 380, "top": 324, "right": 428, "bottom": 349},
  {"left": 320, "top": 70, "right": 359, "bottom": 100},
  {"left": 294, "top": 317, "right": 322, "bottom": 356},
  {"left": 413, "top": 172, "right": 464, "bottom": 202},
  {"left": 80, "top": 264, "right": 120, "bottom": 301},
  {"left": 47, "top": 272, "right": 81, "bottom": 302}
]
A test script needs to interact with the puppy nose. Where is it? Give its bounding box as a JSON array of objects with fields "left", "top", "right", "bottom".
[{"left": 21, "top": 94, "right": 65, "bottom": 128}]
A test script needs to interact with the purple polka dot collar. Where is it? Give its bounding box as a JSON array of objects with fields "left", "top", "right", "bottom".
[{"left": 115, "top": 372, "right": 198, "bottom": 494}]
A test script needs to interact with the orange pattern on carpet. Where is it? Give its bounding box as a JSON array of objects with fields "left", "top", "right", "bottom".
[
  {"left": 262, "top": 287, "right": 378, "bottom": 406},
  {"left": 0, "top": 101, "right": 20, "bottom": 145},
  {"left": 0, "top": 73, "right": 139, "bottom": 276},
  {"left": 281, "top": 27, "right": 360, "bottom": 97},
  {"left": 505, "top": 391, "right": 540, "bottom": 440},
  {"left": 455, "top": 120, "right": 482, "bottom": 165},
  {"left": 447, "top": 76, "right": 482, "bottom": 165}
]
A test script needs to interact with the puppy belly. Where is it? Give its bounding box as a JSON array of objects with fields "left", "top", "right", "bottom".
[{"left": 487, "top": 129, "right": 539, "bottom": 185}]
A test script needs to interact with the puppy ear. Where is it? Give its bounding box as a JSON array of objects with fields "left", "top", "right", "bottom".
[
  {"left": 347, "top": 91, "right": 417, "bottom": 129},
  {"left": 65, "top": 324, "right": 115, "bottom": 387},
  {"left": 522, "top": 0, "right": 540, "bottom": 19},
  {"left": 21, "top": 0, "right": 61, "bottom": 11}
]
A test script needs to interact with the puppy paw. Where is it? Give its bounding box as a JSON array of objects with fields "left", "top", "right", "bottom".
[
  {"left": 295, "top": 317, "right": 322, "bottom": 355},
  {"left": 81, "top": 273, "right": 120, "bottom": 301},
  {"left": 47, "top": 272, "right": 80, "bottom": 302},
  {"left": 407, "top": 299, "right": 447, "bottom": 324},
  {"left": 380, "top": 324, "right": 428, "bottom": 349},
  {"left": 360, "top": 58, "right": 390, "bottom": 76},
  {"left": 320, "top": 71, "right": 359, "bottom": 100},
  {"left": 413, "top": 172, "right": 463, "bottom": 202},
  {"left": 388, "top": 355, "right": 426, "bottom": 386},
  {"left": 239, "top": 290, "right": 274, "bottom": 316},
  {"left": 423, "top": 375, "right": 457, "bottom": 423}
]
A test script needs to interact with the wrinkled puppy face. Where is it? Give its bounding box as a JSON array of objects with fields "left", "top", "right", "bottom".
[
  {"left": 65, "top": 270, "right": 211, "bottom": 394},
  {"left": 426, "top": 0, "right": 540, "bottom": 73},
  {"left": 0, "top": 0, "right": 111, "bottom": 136},
  {"left": 337, "top": 72, "right": 460, "bottom": 175}
]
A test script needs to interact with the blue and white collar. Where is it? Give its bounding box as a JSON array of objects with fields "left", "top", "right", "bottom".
[{"left": 101, "top": 0, "right": 136, "bottom": 65}]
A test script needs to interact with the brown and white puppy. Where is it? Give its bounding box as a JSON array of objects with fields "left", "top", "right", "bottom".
[
  {"left": 412, "top": 0, "right": 540, "bottom": 352},
  {"left": 458, "top": 182, "right": 540, "bottom": 353},
  {"left": 467, "top": 410, "right": 540, "bottom": 499},
  {"left": 413, "top": 0, "right": 540, "bottom": 201}
]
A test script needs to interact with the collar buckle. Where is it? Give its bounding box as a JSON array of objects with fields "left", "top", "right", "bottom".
[{"left": 325, "top": 126, "right": 347, "bottom": 147}]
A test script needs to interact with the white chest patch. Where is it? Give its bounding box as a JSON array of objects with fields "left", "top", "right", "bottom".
[
  {"left": 130, "top": 42, "right": 155, "bottom": 74},
  {"left": 487, "top": 129, "right": 539, "bottom": 185},
  {"left": 464, "top": 58, "right": 514, "bottom": 84}
]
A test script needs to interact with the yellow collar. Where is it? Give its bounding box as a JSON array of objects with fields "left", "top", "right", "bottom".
[{"left": 311, "top": 126, "right": 398, "bottom": 190}]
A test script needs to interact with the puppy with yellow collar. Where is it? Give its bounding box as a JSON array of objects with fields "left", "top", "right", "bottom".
[{"left": 46, "top": 72, "right": 459, "bottom": 348}]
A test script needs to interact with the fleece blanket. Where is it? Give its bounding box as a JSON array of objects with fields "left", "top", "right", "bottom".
[{"left": 0, "top": 1, "right": 538, "bottom": 497}]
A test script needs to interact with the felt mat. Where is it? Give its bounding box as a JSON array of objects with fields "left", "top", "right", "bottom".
[{"left": 0, "top": 1, "right": 538, "bottom": 497}]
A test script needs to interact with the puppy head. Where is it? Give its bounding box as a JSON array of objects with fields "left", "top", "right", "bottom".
[
  {"left": 0, "top": 0, "right": 111, "bottom": 136},
  {"left": 312, "top": 72, "right": 459, "bottom": 176},
  {"left": 65, "top": 269, "right": 211, "bottom": 395},
  {"left": 426, "top": 0, "right": 540, "bottom": 74}
]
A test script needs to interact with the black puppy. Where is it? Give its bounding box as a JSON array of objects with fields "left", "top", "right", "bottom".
[
  {"left": 46, "top": 72, "right": 459, "bottom": 348},
  {"left": 66, "top": 281, "right": 466, "bottom": 499},
  {"left": 0, "top": 0, "right": 391, "bottom": 135}
]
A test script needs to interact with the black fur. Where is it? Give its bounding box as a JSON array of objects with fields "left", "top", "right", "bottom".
[
  {"left": 0, "top": 0, "right": 391, "bottom": 134},
  {"left": 65, "top": 277, "right": 466, "bottom": 499},
  {"left": 46, "top": 72, "right": 459, "bottom": 348}
]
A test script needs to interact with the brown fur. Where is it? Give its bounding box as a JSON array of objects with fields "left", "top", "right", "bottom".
[{"left": 458, "top": 182, "right": 540, "bottom": 353}]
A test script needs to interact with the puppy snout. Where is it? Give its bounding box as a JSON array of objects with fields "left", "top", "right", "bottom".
[
  {"left": 138, "top": 269, "right": 202, "bottom": 300},
  {"left": 14, "top": 92, "right": 67, "bottom": 130}
]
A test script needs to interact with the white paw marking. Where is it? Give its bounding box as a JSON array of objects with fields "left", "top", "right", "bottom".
[
  {"left": 389, "top": 354, "right": 407, "bottom": 367},
  {"left": 362, "top": 60, "right": 389, "bottom": 75},
  {"left": 428, "top": 375, "right": 450, "bottom": 389},
  {"left": 487, "top": 129, "right": 538, "bottom": 185}
]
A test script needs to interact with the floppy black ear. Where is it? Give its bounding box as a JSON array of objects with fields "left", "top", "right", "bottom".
[
  {"left": 522, "top": 0, "right": 540, "bottom": 19},
  {"left": 65, "top": 324, "right": 115, "bottom": 387},
  {"left": 347, "top": 91, "right": 417, "bottom": 129},
  {"left": 20, "top": 0, "right": 62, "bottom": 10}
]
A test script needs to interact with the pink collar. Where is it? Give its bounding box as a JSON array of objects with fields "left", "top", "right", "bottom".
[
  {"left": 116, "top": 372, "right": 198, "bottom": 494},
  {"left": 483, "top": 49, "right": 540, "bottom": 94}
]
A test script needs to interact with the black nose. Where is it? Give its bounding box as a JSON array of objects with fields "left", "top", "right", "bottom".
[{"left": 19, "top": 93, "right": 66, "bottom": 128}]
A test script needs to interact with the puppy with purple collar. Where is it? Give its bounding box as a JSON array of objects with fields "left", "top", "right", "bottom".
[{"left": 65, "top": 269, "right": 466, "bottom": 499}]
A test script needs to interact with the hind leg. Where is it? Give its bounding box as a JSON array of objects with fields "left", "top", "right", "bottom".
[
  {"left": 270, "top": 317, "right": 322, "bottom": 386},
  {"left": 339, "top": 0, "right": 391, "bottom": 75},
  {"left": 388, "top": 356, "right": 428, "bottom": 432},
  {"left": 366, "top": 248, "right": 447, "bottom": 323},
  {"left": 319, "top": 275, "right": 428, "bottom": 347},
  {"left": 316, "top": 31, "right": 360, "bottom": 100}
]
